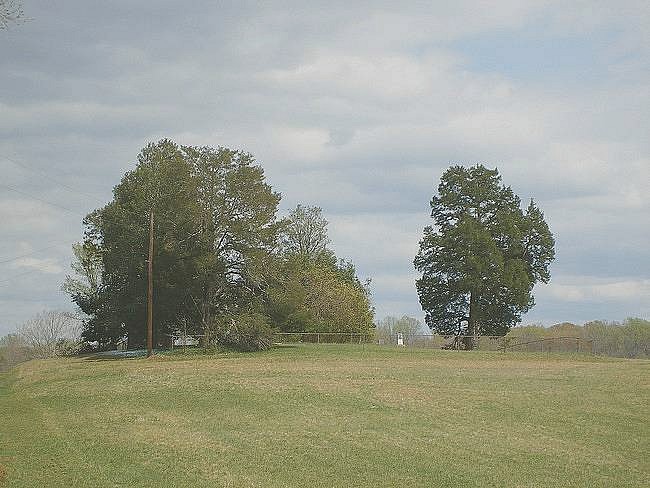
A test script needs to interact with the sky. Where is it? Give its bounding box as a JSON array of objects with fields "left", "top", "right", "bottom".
[{"left": 1, "top": 0, "right": 649, "bottom": 335}]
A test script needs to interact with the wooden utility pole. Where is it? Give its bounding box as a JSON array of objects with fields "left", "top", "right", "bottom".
[{"left": 147, "top": 210, "right": 154, "bottom": 357}]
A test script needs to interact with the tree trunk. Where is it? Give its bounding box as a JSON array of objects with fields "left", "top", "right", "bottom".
[
  {"left": 200, "top": 285, "right": 212, "bottom": 348},
  {"left": 466, "top": 291, "right": 479, "bottom": 350}
]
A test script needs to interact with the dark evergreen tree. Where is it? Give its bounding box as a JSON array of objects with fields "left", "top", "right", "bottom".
[
  {"left": 65, "top": 140, "right": 281, "bottom": 349},
  {"left": 414, "top": 165, "right": 555, "bottom": 346}
]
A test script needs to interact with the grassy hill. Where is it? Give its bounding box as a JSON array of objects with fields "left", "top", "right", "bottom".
[{"left": 1, "top": 345, "right": 648, "bottom": 487}]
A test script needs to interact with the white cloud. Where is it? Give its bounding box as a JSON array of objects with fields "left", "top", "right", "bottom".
[
  {"left": 1, "top": 0, "right": 649, "bottom": 333},
  {"left": 10, "top": 257, "right": 64, "bottom": 275},
  {"left": 542, "top": 277, "right": 650, "bottom": 302}
]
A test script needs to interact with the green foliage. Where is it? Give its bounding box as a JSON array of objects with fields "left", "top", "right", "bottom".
[
  {"left": 506, "top": 319, "right": 650, "bottom": 358},
  {"left": 267, "top": 257, "right": 374, "bottom": 333},
  {"left": 266, "top": 205, "right": 374, "bottom": 333},
  {"left": 582, "top": 318, "right": 650, "bottom": 358},
  {"left": 66, "top": 140, "right": 281, "bottom": 348},
  {"left": 415, "top": 165, "right": 555, "bottom": 339},
  {"left": 65, "top": 143, "right": 372, "bottom": 348},
  {"left": 213, "top": 311, "right": 274, "bottom": 351},
  {"left": 181, "top": 144, "right": 282, "bottom": 338},
  {"left": 280, "top": 204, "right": 330, "bottom": 260}
]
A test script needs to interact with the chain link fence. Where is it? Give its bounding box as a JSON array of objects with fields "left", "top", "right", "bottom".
[
  {"left": 169, "top": 329, "right": 647, "bottom": 358},
  {"left": 272, "top": 332, "right": 375, "bottom": 344},
  {"left": 271, "top": 332, "right": 603, "bottom": 355},
  {"left": 271, "top": 332, "right": 592, "bottom": 352}
]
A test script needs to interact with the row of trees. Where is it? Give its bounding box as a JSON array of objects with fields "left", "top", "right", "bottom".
[
  {"left": 506, "top": 319, "right": 650, "bottom": 358},
  {"left": 64, "top": 140, "right": 374, "bottom": 350},
  {"left": 0, "top": 311, "right": 81, "bottom": 370},
  {"left": 63, "top": 146, "right": 555, "bottom": 351}
]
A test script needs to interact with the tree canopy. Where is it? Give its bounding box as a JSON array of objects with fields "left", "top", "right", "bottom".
[
  {"left": 265, "top": 205, "right": 374, "bottom": 333},
  {"left": 280, "top": 204, "right": 330, "bottom": 261},
  {"left": 414, "top": 164, "right": 555, "bottom": 344},
  {"left": 65, "top": 141, "right": 373, "bottom": 349}
]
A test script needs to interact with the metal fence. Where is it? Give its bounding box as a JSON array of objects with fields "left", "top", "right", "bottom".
[
  {"left": 502, "top": 336, "right": 593, "bottom": 354},
  {"left": 273, "top": 332, "right": 375, "bottom": 344},
  {"left": 272, "top": 332, "right": 597, "bottom": 354},
  {"left": 392, "top": 334, "right": 504, "bottom": 350},
  {"left": 167, "top": 330, "right": 647, "bottom": 357},
  {"left": 398, "top": 334, "right": 596, "bottom": 353}
]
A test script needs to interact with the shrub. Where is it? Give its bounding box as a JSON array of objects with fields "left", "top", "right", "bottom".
[{"left": 215, "top": 312, "right": 274, "bottom": 351}]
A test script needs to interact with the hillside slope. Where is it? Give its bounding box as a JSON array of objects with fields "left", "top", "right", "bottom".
[{"left": 1, "top": 346, "right": 648, "bottom": 487}]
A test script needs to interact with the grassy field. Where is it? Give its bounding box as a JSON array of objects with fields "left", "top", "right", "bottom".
[{"left": 1, "top": 345, "right": 648, "bottom": 487}]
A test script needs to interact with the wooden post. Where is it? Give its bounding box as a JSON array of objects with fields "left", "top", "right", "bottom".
[
  {"left": 147, "top": 210, "right": 154, "bottom": 357},
  {"left": 183, "top": 318, "right": 187, "bottom": 354}
]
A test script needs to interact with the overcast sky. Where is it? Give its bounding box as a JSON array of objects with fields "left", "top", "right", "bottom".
[{"left": 1, "top": 1, "right": 648, "bottom": 335}]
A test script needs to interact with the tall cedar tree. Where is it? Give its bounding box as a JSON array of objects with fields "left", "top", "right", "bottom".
[{"left": 414, "top": 165, "right": 554, "bottom": 345}]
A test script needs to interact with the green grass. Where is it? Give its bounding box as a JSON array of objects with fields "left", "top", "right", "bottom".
[{"left": 1, "top": 345, "right": 648, "bottom": 487}]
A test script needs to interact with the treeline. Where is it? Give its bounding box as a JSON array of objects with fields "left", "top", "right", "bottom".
[
  {"left": 0, "top": 311, "right": 81, "bottom": 371},
  {"left": 63, "top": 140, "right": 373, "bottom": 351},
  {"left": 506, "top": 318, "right": 650, "bottom": 358},
  {"left": 374, "top": 315, "right": 425, "bottom": 344}
]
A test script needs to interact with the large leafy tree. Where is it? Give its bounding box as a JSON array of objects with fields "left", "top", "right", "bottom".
[
  {"left": 67, "top": 140, "right": 281, "bottom": 348},
  {"left": 414, "top": 165, "right": 554, "bottom": 345},
  {"left": 183, "top": 145, "right": 281, "bottom": 342},
  {"left": 266, "top": 205, "right": 374, "bottom": 333}
]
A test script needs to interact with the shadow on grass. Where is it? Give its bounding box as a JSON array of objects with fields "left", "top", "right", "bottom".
[
  {"left": 80, "top": 350, "right": 149, "bottom": 361},
  {"left": 80, "top": 343, "right": 314, "bottom": 362}
]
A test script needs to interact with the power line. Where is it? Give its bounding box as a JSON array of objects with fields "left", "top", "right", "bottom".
[
  {"left": 0, "top": 257, "right": 68, "bottom": 287},
  {"left": 0, "top": 183, "right": 82, "bottom": 215},
  {"left": 1, "top": 155, "right": 107, "bottom": 204},
  {"left": 0, "top": 268, "right": 52, "bottom": 286},
  {"left": 0, "top": 242, "right": 70, "bottom": 265}
]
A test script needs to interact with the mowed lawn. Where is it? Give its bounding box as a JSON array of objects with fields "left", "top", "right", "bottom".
[{"left": 1, "top": 345, "right": 648, "bottom": 487}]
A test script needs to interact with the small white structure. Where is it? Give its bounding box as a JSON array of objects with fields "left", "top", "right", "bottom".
[
  {"left": 397, "top": 332, "right": 404, "bottom": 347},
  {"left": 173, "top": 335, "right": 200, "bottom": 347}
]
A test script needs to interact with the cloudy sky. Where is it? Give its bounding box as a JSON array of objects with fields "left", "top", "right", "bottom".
[{"left": 1, "top": 1, "right": 649, "bottom": 335}]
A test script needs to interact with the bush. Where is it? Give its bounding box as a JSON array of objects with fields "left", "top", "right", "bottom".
[
  {"left": 506, "top": 319, "right": 650, "bottom": 358},
  {"left": 0, "top": 334, "right": 32, "bottom": 371},
  {"left": 55, "top": 338, "right": 84, "bottom": 356},
  {"left": 215, "top": 312, "right": 274, "bottom": 351}
]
